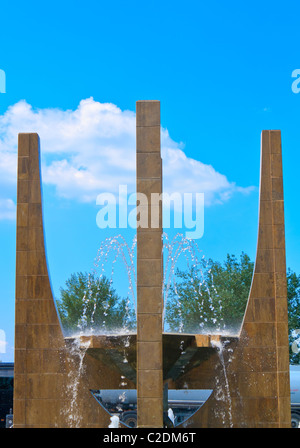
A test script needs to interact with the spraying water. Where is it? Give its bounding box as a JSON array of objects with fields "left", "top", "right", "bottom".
[
  {"left": 162, "top": 232, "right": 224, "bottom": 334},
  {"left": 62, "top": 232, "right": 239, "bottom": 426},
  {"left": 73, "top": 232, "right": 230, "bottom": 337}
]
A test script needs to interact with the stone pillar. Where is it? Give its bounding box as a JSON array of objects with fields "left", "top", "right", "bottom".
[
  {"left": 236, "top": 130, "right": 291, "bottom": 427},
  {"left": 181, "top": 130, "right": 291, "bottom": 428},
  {"left": 14, "top": 134, "right": 125, "bottom": 428},
  {"left": 239, "top": 130, "right": 291, "bottom": 427},
  {"left": 136, "top": 101, "right": 163, "bottom": 428},
  {"left": 14, "top": 133, "right": 67, "bottom": 427}
]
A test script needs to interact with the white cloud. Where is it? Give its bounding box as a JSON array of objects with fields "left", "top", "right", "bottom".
[{"left": 0, "top": 98, "right": 254, "bottom": 218}]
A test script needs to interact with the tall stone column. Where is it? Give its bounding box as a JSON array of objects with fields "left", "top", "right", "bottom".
[
  {"left": 14, "top": 133, "right": 67, "bottom": 427},
  {"left": 136, "top": 101, "right": 163, "bottom": 428},
  {"left": 235, "top": 130, "right": 291, "bottom": 427},
  {"left": 14, "top": 133, "right": 126, "bottom": 428},
  {"left": 182, "top": 130, "right": 291, "bottom": 428}
]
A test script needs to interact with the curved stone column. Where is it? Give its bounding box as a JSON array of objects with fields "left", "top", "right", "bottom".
[
  {"left": 181, "top": 130, "right": 291, "bottom": 428},
  {"left": 14, "top": 133, "right": 130, "bottom": 427}
]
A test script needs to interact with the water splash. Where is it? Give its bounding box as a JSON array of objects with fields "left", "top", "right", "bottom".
[
  {"left": 76, "top": 234, "right": 137, "bottom": 336},
  {"left": 162, "top": 232, "right": 224, "bottom": 334},
  {"left": 62, "top": 338, "right": 91, "bottom": 427},
  {"left": 211, "top": 339, "right": 233, "bottom": 428},
  {"left": 168, "top": 408, "right": 175, "bottom": 425},
  {"left": 74, "top": 232, "right": 229, "bottom": 337},
  {"left": 109, "top": 415, "right": 120, "bottom": 428},
  {"left": 94, "top": 234, "right": 137, "bottom": 313}
]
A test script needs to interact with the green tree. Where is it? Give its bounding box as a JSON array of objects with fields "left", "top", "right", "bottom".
[
  {"left": 56, "top": 272, "right": 135, "bottom": 335},
  {"left": 287, "top": 268, "right": 300, "bottom": 364},
  {"left": 58, "top": 257, "right": 300, "bottom": 363},
  {"left": 165, "top": 252, "right": 300, "bottom": 365},
  {"left": 165, "top": 252, "right": 254, "bottom": 333}
]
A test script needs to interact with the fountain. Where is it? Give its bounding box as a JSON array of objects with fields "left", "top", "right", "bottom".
[{"left": 13, "top": 103, "right": 291, "bottom": 428}]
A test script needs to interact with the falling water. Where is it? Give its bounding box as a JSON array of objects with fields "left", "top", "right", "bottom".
[
  {"left": 73, "top": 234, "right": 137, "bottom": 338},
  {"left": 63, "top": 337, "right": 91, "bottom": 428},
  {"left": 108, "top": 415, "right": 120, "bottom": 428},
  {"left": 77, "top": 232, "right": 226, "bottom": 336},
  {"left": 162, "top": 232, "right": 224, "bottom": 334},
  {"left": 168, "top": 408, "right": 175, "bottom": 425},
  {"left": 211, "top": 339, "right": 233, "bottom": 428},
  {"left": 65, "top": 232, "right": 233, "bottom": 427},
  {"left": 93, "top": 234, "right": 137, "bottom": 330}
]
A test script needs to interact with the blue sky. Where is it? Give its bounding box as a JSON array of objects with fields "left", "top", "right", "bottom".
[{"left": 0, "top": 0, "right": 300, "bottom": 361}]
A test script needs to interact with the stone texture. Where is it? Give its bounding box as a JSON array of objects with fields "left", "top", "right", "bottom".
[
  {"left": 137, "top": 370, "right": 163, "bottom": 397},
  {"left": 136, "top": 100, "right": 160, "bottom": 127},
  {"left": 137, "top": 153, "right": 162, "bottom": 179},
  {"left": 136, "top": 126, "right": 160, "bottom": 153},
  {"left": 137, "top": 286, "right": 163, "bottom": 314},
  {"left": 136, "top": 101, "right": 163, "bottom": 428},
  {"left": 137, "top": 314, "right": 162, "bottom": 342}
]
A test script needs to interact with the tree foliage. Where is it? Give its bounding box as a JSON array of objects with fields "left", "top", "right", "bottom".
[
  {"left": 164, "top": 252, "right": 254, "bottom": 333},
  {"left": 287, "top": 268, "right": 300, "bottom": 364},
  {"left": 165, "top": 252, "right": 300, "bottom": 365},
  {"left": 56, "top": 272, "right": 135, "bottom": 335},
  {"left": 57, "top": 254, "right": 300, "bottom": 363}
]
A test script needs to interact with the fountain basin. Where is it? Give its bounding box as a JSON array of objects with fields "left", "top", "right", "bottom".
[{"left": 65, "top": 333, "right": 238, "bottom": 386}]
